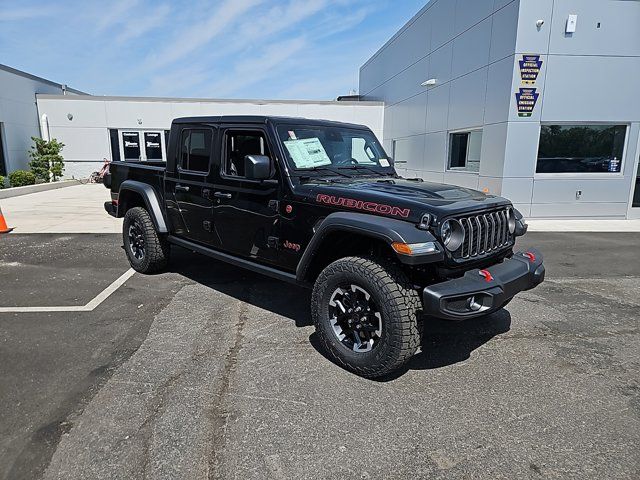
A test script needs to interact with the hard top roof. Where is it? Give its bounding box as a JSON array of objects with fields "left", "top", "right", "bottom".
[{"left": 172, "top": 115, "right": 370, "bottom": 130}]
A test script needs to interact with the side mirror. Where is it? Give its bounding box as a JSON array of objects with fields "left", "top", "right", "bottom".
[{"left": 244, "top": 155, "right": 272, "bottom": 181}]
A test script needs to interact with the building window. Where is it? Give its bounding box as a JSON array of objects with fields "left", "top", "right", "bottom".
[
  {"left": 536, "top": 125, "right": 626, "bottom": 174},
  {"left": 179, "top": 129, "right": 212, "bottom": 173},
  {"left": 449, "top": 130, "right": 482, "bottom": 173}
]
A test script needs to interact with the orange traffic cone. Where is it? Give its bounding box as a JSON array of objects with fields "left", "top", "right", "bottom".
[{"left": 0, "top": 205, "right": 14, "bottom": 234}]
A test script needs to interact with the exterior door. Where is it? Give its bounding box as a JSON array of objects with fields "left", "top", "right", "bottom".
[
  {"left": 121, "top": 132, "right": 141, "bottom": 161},
  {"left": 142, "top": 132, "right": 164, "bottom": 162},
  {"left": 212, "top": 127, "right": 280, "bottom": 265},
  {"left": 165, "top": 126, "right": 217, "bottom": 245}
]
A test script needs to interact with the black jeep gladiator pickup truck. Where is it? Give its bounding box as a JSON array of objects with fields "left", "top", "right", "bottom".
[{"left": 104, "top": 116, "right": 545, "bottom": 378}]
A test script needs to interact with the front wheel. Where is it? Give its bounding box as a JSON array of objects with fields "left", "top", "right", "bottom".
[
  {"left": 311, "top": 256, "right": 422, "bottom": 379},
  {"left": 122, "top": 207, "right": 169, "bottom": 273}
]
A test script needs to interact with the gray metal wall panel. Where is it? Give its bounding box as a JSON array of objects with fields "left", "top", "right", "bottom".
[
  {"left": 479, "top": 122, "right": 508, "bottom": 177},
  {"left": 541, "top": 55, "right": 640, "bottom": 123},
  {"left": 425, "top": 84, "right": 450, "bottom": 133},
  {"left": 448, "top": 68, "right": 487, "bottom": 130},
  {"left": 385, "top": 57, "right": 429, "bottom": 106},
  {"left": 428, "top": 42, "right": 454, "bottom": 86},
  {"left": 532, "top": 178, "right": 632, "bottom": 204},
  {"left": 484, "top": 56, "right": 515, "bottom": 125},
  {"left": 454, "top": 0, "right": 494, "bottom": 36},
  {"left": 501, "top": 177, "right": 534, "bottom": 204},
  {"left": 503, "top": 122, "right": 540, "bottom": 177},
  {"left": 430, "top": 0, "right": 456, "bottom": 50},
  {"left": 531, "top": 202, "right": 628, "bottom": 218},
  {"left": 490, "top": 0, "right": 520, "bottom": 62},
  {"left": 494, "top": 0, "right": 517, "bottom": 11},
  {"left": 424, "top": 131, "right": 447, "bottom": 172},
  {"left": 451, "top": 18, "right": 492, "bottom": 79},
  {"left": 514, "top": 0, "right": 553, "bottom": 54},
  {"left": 549, "top": 0, "right": 640, "bottom": 57}
]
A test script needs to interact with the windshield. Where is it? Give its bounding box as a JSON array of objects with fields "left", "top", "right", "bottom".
[{"left": 276, "top": 125, "right": 392, "bottom": 172}]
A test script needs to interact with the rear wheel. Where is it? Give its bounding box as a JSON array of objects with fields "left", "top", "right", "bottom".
[
  {"left": 122, "top": 207, "right": 169, "bottom": 273},
  {"left": 311, "top": 256, "right": 422, "bottom": 379}
]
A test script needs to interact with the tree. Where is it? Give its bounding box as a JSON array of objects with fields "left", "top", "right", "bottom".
[{"left": 28, "top": 137, "right": 65, "bottom": 182}]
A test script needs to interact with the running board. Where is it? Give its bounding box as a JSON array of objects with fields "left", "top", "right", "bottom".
[{"left": 167, "top": 235, "right": 300, "bottom": 285}]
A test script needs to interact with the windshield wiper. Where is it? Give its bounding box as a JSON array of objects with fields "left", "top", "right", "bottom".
[
  {"left": 308, "top": 166, "right": 353, "bottom": 178},
  {"left": 338, "top": 165, "right": 389, "bottom": 176}
]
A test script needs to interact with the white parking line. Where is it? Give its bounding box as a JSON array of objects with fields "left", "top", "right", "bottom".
[{"left": 0, "top": 268, "right": 136, "bottom": 313}]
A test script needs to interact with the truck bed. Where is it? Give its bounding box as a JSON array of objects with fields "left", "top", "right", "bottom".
[{"left": 109, "top": 161, "right": 165, "bottom": 198}]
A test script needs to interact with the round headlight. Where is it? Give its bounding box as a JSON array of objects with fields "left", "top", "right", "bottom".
[
  {"left": 440, "top": 219, "right": 464, "bottom": 251},
  {"left": 507, "top": 208, "right": 516, "bottom": 234},
  {"left": 441, "top": 220, "right": 452, "bottom": 244}
]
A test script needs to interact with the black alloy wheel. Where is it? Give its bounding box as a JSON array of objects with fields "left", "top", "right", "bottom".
[{"left": 328, "top": 284, "right": 382, "bottom": 353}]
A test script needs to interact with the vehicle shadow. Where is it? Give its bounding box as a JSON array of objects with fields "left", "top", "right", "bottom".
[
  {"left": 169, "top": 248, "right": 512, "bottom": 377},
  {"left": 168, "top": 248, "right": 313, "bottom": 327},
  {"left": 309, "top": 309, "right": 511, "bottom": 381}
]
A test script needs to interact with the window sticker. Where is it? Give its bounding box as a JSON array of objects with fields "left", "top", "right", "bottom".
[
  {"left": 379, "top": 158, "right": 390, "bottom": 167},
  {"left": 284, "top": 137, "right": 332, "bottom": 168}
]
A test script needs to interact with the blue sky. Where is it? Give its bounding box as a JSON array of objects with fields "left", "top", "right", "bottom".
[{"left": 0, "top": 0, "right": 427, "bottom": 99}]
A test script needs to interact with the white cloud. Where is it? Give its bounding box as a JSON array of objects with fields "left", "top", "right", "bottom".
[
  {"left": 0, "top": 6, "right": 54, "bottom": 21},
  {"left": 202, "top": 36, "right": 308, "bottom": 97},
  {"left": 146, "top": 0, "right": 263, "bottom": 70},
  {"left": 95, "top": 0, "right": 140, "bottom": 32},
  {"left": 116, "top": 4, "right": 170, "bottom": 44}
]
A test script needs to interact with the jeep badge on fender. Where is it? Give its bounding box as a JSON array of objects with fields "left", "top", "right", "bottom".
[{"left": 104, "top": 115, "right": 545, "bottom": 379}]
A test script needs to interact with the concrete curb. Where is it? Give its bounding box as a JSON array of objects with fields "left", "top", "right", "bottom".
[{"left": 0, "top": 179, "right": 85, "bottom": 199}]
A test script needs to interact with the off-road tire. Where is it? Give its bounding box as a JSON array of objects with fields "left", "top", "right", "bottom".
[
  {"left": 311, "top": 256, "right": 422, "bottom": 379},
  {"left": 122, "top": 207, "right": 169, "bottom": 273}
]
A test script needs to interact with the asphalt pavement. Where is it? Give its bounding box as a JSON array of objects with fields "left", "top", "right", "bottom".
[{"left": 0, "top": 232, "right": 639, "bottom": 479}]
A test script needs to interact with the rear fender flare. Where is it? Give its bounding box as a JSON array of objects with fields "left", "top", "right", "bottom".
[
  {"left": 117, "top": 180, "right": 168, "bottom": 233},
  {"left": 295, "top": 212, "right": 442, "bottom": 282}
]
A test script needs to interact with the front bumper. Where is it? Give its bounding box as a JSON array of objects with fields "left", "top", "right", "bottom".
[
  {"left": 423, "top": 248, "right": 545, "bottom": 320},
  {"left": 104, "top": 201, "right": 117, "bottom": 217}
]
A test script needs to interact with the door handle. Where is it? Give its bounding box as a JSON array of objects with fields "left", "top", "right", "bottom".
[
  {"left": 214, "top": 191, "right": 232, "bottom": 199},
  {"left": 175, "top": 184, "right": 190, "bottom": 192}
]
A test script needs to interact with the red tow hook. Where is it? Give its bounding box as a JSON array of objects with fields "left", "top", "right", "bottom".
[
  {"left": 523, "top": 252, "right": 536, "bottom": 262},
  {"left": 478, "top": 269, "right": 493, "bottom": 282}
]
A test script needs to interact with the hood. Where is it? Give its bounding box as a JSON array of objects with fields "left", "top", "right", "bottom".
[{"left": 293, "top": 177, "right": 510, "bottom": 222}]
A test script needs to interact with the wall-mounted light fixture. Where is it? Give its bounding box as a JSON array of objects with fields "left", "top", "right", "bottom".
[
  {"left": 421, "top": 78, "right": 437, "bottom": 87},
  {"left": 536, "top": 19, "right": 544, "bottom": 29},
  {"left": 67, "top": 113, "right": 73, "bottom": 121},
  {"left": 137, "top": 118, "right": 143, "bottom": 125}
]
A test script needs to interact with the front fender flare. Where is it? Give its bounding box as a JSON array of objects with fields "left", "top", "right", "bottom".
[
  {"left": 295, "top": 212, "right": 443, "bottom": 282},
  {"left": 118, "top": 180, "right": 168, "bottom": 233}
]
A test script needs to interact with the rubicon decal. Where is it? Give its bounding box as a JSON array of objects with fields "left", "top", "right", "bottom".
[{"left": 316, "top": 194, "right": 410, "bottom": 218}]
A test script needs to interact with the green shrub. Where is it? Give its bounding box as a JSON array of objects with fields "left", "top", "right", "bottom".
[
  {"left": 9, "top": 170, "right": 36, "bottom": 187},
  {"left": 28, "top": 137, "right": 65, "bottom": 182},
  {"left": 0, "top": 175, "right": 5, "bottom": 189}
]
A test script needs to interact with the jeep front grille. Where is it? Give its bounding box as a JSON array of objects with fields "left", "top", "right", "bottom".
[{"left": 453, "top": 209, "right": 513, "bottom": 259}]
